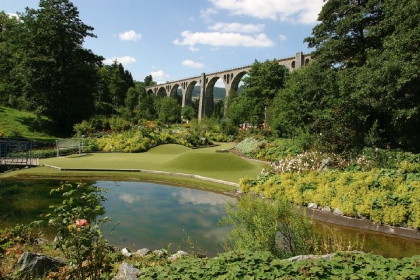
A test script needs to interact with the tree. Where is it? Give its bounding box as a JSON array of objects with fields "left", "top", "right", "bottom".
[
  {"left": 96, "top": 61, "right": 135, "bottom": 114},
  {"left": 137, "top": 87, "right": 156, "bottom": 120},
  {"left": 156, "top": 96, "right": 180, "bottom": 124},
  {"left": 181, "top": 105, "right": 196, "bottom": 122},
  {"left": 227, "top": 59, "right": 288, "bottom": 126},
  {"left": 305, "top": 0, "right": 385, "bottom": 68},
  {"left": 11, "top": 0, "right": 103, "bottom": 133},
  {"left": 0, "top": 12, "right": 22, "bottom": 107}
]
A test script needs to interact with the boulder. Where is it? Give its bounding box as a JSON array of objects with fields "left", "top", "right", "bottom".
[
  {"left": 307, "top": 203, "right": 318, "bottom": 209},
  {"left": 134, "top": 248, "right": 151, "bottom": 257},
  {"left": 121, "top": 247, "right": 132, "bottom": 257},
  {"left": 17, "top": 251, "right": 65, "bottom": 279},
  {"left": 322, "top": 206, "right": 332, "bottom": 213},
  {"left": 153, "top": 249, "right": 167, "bottom": 258},
  {"left": 168, "top": 250, "right": 189, "bottom": 262},
  {"left": 333, "top": 208, "right": 344, "bottom": 216},
  {"left": 286, "top": 253, "right": 336, "bottom": 262},
  {"left": 113, "top": 262, "right": 141, "bottom": 280}
]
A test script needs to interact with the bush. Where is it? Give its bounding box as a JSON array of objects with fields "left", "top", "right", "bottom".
[
  {"left": 241, "top": 167, "right": 420, "bottom": 229},
  {"left": 47, "top": 183, "right": 113, "bottom": 279},
  {"left": 219, "top": 194, "right": 315, "bottom": 258}
]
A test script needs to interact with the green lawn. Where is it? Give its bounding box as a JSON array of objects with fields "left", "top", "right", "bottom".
[{"left": 2, "top": 143, "right": 266, "bottom": 190}]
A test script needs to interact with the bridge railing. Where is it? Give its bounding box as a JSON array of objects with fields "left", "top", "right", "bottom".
[{"left": 0, "top": 138, "right": 38, "bottom": 167}]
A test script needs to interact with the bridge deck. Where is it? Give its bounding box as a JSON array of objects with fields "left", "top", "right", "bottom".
[{"left": 0, "top": 158, "right": 39, "bottom": 166}]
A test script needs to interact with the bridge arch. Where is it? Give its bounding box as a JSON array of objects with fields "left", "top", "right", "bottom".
[{"left": 145, "top": 51, "right": 311, "bottom": 121}]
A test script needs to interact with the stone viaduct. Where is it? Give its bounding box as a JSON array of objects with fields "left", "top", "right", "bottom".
[{"left": 145, "top": 52, "right": 311, "bottom": 120}]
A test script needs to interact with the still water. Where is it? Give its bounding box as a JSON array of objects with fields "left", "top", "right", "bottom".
[
  {"left": 97, "top": 181, "right": 233, "bottom": 256},
  {"left": 1, "top": 180, "right": 420, "bottom": 258},
  {"left": 0, "top": 180, "right": 232, "bottom": 256}
]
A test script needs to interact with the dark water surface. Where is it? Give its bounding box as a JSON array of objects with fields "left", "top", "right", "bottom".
[{"left": 0, "top": 179, "right": 419, "bottom": 258}]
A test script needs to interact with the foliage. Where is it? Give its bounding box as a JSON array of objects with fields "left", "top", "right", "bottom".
[
  {"left": 227, "top": 59, "right": 288, "bottom": 126},
  {"left": 219, "top": 194, "right": 315, "bottom": 258},
  {"left": 235, "top": 137, "right": 262, "bottom": 156},
  {"left": 1, "top": 0, "right": 103, "bottom": 133},
  {"left": 155, "top": 96, "right": 181, "bottom": 125},
  {"left": 241, "top": 166, "right": 420, "bottom": 229},
  {"left": 138, "top": 251, "right": 420, "bottom": 280},
  {"left": 47, "top": 182, "right": 113, "bottom": 279}
]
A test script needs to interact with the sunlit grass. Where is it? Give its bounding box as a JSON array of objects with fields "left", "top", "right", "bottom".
[{"left": 0, "top": 105, "right": 55, "bottom": 140}]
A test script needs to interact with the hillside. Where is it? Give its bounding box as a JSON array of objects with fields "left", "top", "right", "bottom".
[{"left": 0, "top": 105, "right": 56, "bottom": 140}]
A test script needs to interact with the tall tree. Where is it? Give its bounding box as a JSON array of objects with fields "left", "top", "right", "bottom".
[
  {"left": 305, "top": 0, "right": 385, "bottom": 68},
  {"left": 14, "top": 0, "right": 103, "bottom": 132},
  {"left": 227, "top": 59, "right": 288, "bottom": 126}
]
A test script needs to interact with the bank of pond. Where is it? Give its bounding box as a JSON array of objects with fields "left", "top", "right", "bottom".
[{"left": 0, "top": 179, "right": 420, "bottom": 259}]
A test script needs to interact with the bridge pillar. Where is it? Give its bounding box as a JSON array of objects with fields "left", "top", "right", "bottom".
[{"left": 198, "top": 73, "right": 206, "bottom": 121}]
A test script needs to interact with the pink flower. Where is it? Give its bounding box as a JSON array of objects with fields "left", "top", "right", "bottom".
[{"left": 76, "top": 219, "right": 88, "bottom": 227}]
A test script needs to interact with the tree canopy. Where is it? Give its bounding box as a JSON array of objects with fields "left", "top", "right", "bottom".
[{"left": 1, "top": 0, "right": 103, "bottom": 133}]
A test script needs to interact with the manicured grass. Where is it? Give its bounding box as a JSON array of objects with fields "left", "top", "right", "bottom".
[{"left": 1, "top": 143, "right": 267, "bottom": 191}]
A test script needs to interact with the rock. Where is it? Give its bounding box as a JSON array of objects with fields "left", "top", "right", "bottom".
[
  {"left": 113, "top": 262, "right": 141, "bottom": 280},
  {"left": 134, "top": 248, "right": 151, "bottom": 257},
  {"left": 18, "top": 251, "right": 65, "bottom": 279},
  {"left": 333, "top": 208, "right": 343, "bottom": 216},
  {"left": 322, "top": 206, "right": 332, "bottom": 212},
  {"left": 34, "top": 238, "right": 48, "bottom": 246},
  {"left": 168, "top": 250, "right": 189, "bottom": 262},
  {"left": 286, "top": 253, "right": 336, "bottom": 262},
  {"left": 318, "top": 158, "right": 332, "bottom": 171},
  {"left": 308, "top": 203, "right": 318, "bottom": 209},
  {"left": 121, "top": 247, "right": 132, "bottom": 257},
  {"left": 153, "top": 249, "right": 166, "bottom": 258}
]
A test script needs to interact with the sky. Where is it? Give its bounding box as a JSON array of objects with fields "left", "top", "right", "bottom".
[{"left": 2, "top": 0, "right": 325, "bottom": 85}]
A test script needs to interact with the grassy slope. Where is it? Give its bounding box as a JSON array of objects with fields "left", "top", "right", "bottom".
[
  {"left": 39, "top": 144, "right": 263, "bottom": 182},
  {"left": 1, "top": 143, "right": 266, "bottom": 191},
  {"left": 0, "top": 105, "right": 56, "bottom": 140}
]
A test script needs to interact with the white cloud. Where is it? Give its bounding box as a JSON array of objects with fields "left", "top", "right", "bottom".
[
  {"left": 200, "top": 8, "right": 217, "bottom": 22},
  {"left": 119, "top": 194, "right": 140, "bottom": 204},
  {"left": 278, "top": 34, "right": 287, "bottom": 41},
  {"left": 104, "top": 56, "right": 136, "bottom": 65},
  {"left": 209, "top": 22, "right": 265, "bottom": 33},
  {"left": 119, "top": 30, "right": 142, "bottom": 41},
  {"left": 210, "top": 0, "right": 324, "bottom": 24},
  {"left": 182, "top": 59, "right": 204, "bottom": 68},
  {"left": 150, "top": 70, "right": 170, "bottom": 84},
  {"left": 174, "top": 31, "right": 274, "bottom": 48}
]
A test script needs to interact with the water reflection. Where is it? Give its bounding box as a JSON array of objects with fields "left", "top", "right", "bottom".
[
  {"left": 1, "top": 180, "right": 419, "bottom": 258},
  {"left": 95, "top": 181, "right": 234, "bottom": 256}
]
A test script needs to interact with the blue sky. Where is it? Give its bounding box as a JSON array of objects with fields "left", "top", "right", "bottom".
[{"left": 2, "top": 0, "right": 324, "bottom": 85}]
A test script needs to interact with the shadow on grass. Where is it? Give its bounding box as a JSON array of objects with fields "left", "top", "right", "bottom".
[{"left": 16, "top": 115, "right": 55, "bottom": 136}]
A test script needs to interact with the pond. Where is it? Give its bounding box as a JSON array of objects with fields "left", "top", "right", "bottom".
[
  {"left": 1, "top": 179, "right": 420, "bottom": 258},
  {"left": 0, "top": 180, "right": 232, "bottom": 257}
]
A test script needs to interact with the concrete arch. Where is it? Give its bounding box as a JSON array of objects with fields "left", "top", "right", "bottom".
[
  {"left": 183, "top": 80, "right": 198, "bottom": 107},
  {"left": 169, "top": 84, "right": 180, "bottom": 99},
  {"left": 157, "top": 87, "right": 166, "bottom": 98}
]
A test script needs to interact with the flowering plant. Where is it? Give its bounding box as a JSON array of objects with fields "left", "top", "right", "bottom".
[{"left": 47, "top": 183, "right": 111, "bottom": 279}]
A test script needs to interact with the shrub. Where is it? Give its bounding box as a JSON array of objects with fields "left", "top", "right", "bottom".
[
  {"left": 47, "top": 183, "right": 113, "bottom": 279},
  {"left": 219, "top": 194, "right": 315, "bottom": 258},
  {"left": 241, "top": 167, "right": 420, "bottom": 229}
]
